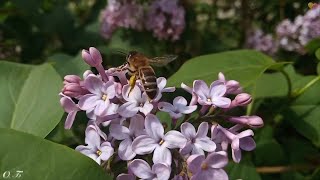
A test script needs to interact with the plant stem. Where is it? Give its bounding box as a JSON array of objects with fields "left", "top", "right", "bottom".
[
  {"left": 280, "top": 69, "right": 292, "bottom": 98},
  {"left": 293, "top": 76, "right": 320, "bottom": 98},
  {"left": 256, "top": 164, "right": 318, "bottom": 174}
]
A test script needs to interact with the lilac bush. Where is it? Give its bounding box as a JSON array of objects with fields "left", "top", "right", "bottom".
[
  {"left": 247, "top": 5, "right": 320, "bottom": 55},
  {"left": 59, "top": 47, "right": 264, "bottom": 179},
  {"left": 100, "top": 0, "right": 186, "bottom": 41}
]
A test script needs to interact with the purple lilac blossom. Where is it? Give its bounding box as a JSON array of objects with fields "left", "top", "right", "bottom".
[
  {"left": 193, "top": 80, "right": 231, "bottom": 108},
  {"left": 59, "top": 47, "right": 264, "bottom": 179},
  {"left": 109, "top": 114, "right": 145, "bottom": 160},
  {"left": 276, "top": 6, "right": 320, "bottom": 54},
  {"left": 246, "top": 29, "right": 278, "bottom": 56},
  {"left": 145, "top": 0, "right": 185, "bottom": 41},
  {"left": 129, "top": 159, "right": 171, "bottom": 180},
  {"left": 187, "top": 151, "right": 229, "bottom": 180},
  {"left": 180, "top": 122, "right": 216, "bottom": 155},
  {"left": 158, "top": 96, "right": 197, "bottom": 120},
  {"left": 76, "top": 125, "right": 114, "bottom": 164},
  {"left": 100, "top": 0, "right": 144, "bottom": 39},
  {"left": 118, "top": 85, "right": 153, "bottom": 118}
]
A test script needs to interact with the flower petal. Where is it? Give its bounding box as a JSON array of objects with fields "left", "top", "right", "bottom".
[
  {"left": 206, "top": 151, "right": 228, "bottom": 168},
  {"left": 129, "top": 159, "right": 154, "bottom": 179},
  {"left": 152, "top": 163, "right": 171, "bottom": 180},
  {"left": 211, "top": 96, "right": 231, "bottom": 108},
  {"left": 193, "top": 80, "right": 209, "bottom": 100},
  {"left": 209, "top": 81, "right": 226, "bottom": 97},
  {"left": 118, "top": 138, "right": 136, "bottom": 160},
  {"left": 129, "top": 114, "right": 145, "bottom": 136},
  {"left": 179, "top": 105, "right": 197, "bottom": 114},
  {"left": 195, "top": 122, "right": 209, "bottom": 138},
  {"left": 157, "top": 77, "right": 167, "bottom": 90},
  {"left": 181, "top": 122, "right": 196, "bottom": 139},
  {"left": 122, "top": 85, "right": 141, "bottom": 102},
  {"left": 85, "top": 126, "right": 101, "bottom": 148},
  {"left": 94, "top": 100, "right": 109, "bottom": 116},
  {"left": 145, "top": 114, "right": 164, "bottom": 141},
  {"left": 140, "top": 102, "right": 153, "bottom": 116},
  {"left": 64, "top": 111, "right": 78, "bottom": 129},
  {"left": 60, "top": 97, "right": 79, "bottom": 113},
  {"left": 158, "top": 102, "right": 175, "bottom": 113},
  {"left": 187, "top": 154, "right": 205, "bottom": 174},
  {"left": 109, "top": 124, "right": 130, "bottom": 140},
  {"left": 194, "top": 138, "right": 216, "bottom": 152},
  {"left": 232, "top": 148, "right": 242, "bottom": 163},
  {"left": 173, "top": 96, "right": 188, "bottom": 107},
  {"left": 239, "top": 137, "right": 256, "bottom": 151},
  {"left": 116, "top": 174, "right": 135, "bottom": 180},
  {"left": 180, "top": 142, "right": 193, "bottom": 155},
  {"left": 164, "top": 130, "right": 187, "bottom": 149},
  {"left": 153, "top": 145, "right": 172, "bottom": 166},
  {"left": 118, "top": 102, "right": 139, "bottom": 118},
  {"left": 78, "top": 94, "right": 100, "bottom": 110},
  {"left": 100, "top": 142, "right": 114, "bottom": 161},
  {"left": 84, "top": 75, "right": 103, "bottom": 95},
  {"left": 132, "top": 135, "right": 158, "bottom": 155}
]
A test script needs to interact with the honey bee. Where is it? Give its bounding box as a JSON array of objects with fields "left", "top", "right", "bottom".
[{"left": 117, "top": 51, "right": 177, "bottom": 100}]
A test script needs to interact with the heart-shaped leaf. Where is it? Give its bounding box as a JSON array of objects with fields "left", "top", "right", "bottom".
[
  {"left": 0, "top": 128, "right": 112, "bottom": 180},
  {"left": 168, "top": 50, "right": 278, "bottom": 88},
  {"left": 0, "top": 61, "right": 63, "bottom": 137}
]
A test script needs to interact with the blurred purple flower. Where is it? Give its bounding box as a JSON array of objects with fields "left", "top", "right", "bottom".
[
  {"left": 129, "top": 159, "right": 171, "bottom": 180},
  {"left": 118, "top": 85, "right": 153, "bottom": 118},
  {"left": 187, "top": 151, "right": 229, "bottom": 180},
  {"left": 180, "top": 122, "right": 216, "bottom": 155},
  {"left": 246, "top": 29, "right": 278, "bottom": 56},
  {"left": 131, "top": 114, "right": 187, "bottom": 165},
  {"left": 78, "top": 75, "right": 116, "bottom": 117},
  {"left": 193, "top": 80, "right": 231, "bottom": 108},
  {"left": 76, "top": 125, "right": 114, "bottom": 164},
  {"left": 100, "top": 0, "right": 144, "bottom": 39},
  {"left": 158, "top": 96, "right": 197, "bottom": 120},
  {"left": 109, "top": 114, "right": 145, "bottom": 160},
  {"left": 146, "top": 0, "right": 185, "bottom": 41}
]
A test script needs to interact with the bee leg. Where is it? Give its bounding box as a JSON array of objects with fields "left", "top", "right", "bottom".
[{"left": 128, "top": 75, "right": 137, "bottom": 97}]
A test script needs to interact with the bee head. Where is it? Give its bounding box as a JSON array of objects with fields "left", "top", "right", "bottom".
[{"left": 127, "top": 51, "right": 138, "bottom": 60}]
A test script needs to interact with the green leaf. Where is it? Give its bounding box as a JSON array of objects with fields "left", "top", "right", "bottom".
[
  {"left": 47, "top": 53, "right": 90, "bottom": 77},
  {"left": 0, "top": 128, "right": 112, "bottom": 180},
  {"left": 168, "top": 50, "right": 278, "bottom": 88},
  {"left": 254, "top": 126, "right": 286, "bottom": 166},
  {"left": 226, "top": 156, "right": 261, "bottom": 180},
  {"left": 285, "top": 76, "right": 320, "bottom": 147},
  {"left": 316, "top": 48, "right": 320, "bottom": 61},
  {"left": 253, "top": 72, "right": 288, "bottom": 98},
  {"left": 0, "top": 61, "right": 63, "bottom": 137},
  {"left": 317, "top": 62, "right": 320, "bottom": 75}
]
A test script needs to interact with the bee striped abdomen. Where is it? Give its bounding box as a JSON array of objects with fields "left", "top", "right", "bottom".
[{"left": 140, "top": 66, "right": 158, "bottom": 99}]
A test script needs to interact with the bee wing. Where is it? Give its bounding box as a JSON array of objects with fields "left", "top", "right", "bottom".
[{"left": 148, "top": 55, "right": 178, "bottom": 67}]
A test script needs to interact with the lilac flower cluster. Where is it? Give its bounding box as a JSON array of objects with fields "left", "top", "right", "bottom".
[
  {"left": 245, "top": 29, "right": 278, "bottom": 56},
  {"left": 100, "top": 0, "right": 144, "bottom": 39},
  {"left": 246, "top": 6, "right": 320, "bottom": 55},
  {"left": 60, "top": 47, "right": 264, "bottom": 180},
  {"left": 100, "top": 0, "right": 185, "bottom": 41}
]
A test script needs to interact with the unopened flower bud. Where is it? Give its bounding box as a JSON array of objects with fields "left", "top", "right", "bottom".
[
  {"left": 63, "top": 83, "right": 88, "bottom": 98},
  {"left": 63, "top": 75, "right": 81, "bottom": 84},
  {"left": 226, "top": 80, "right": 242, "bottom": 94},
  {"left": 82, "top": 47, "right": 103, "bottom": 67},
  {"left": 229, "top": 116, "right": 263, "bottom": 128},
  {"left": 231, "top": 93, "right": 252, "bottom": 107}
]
